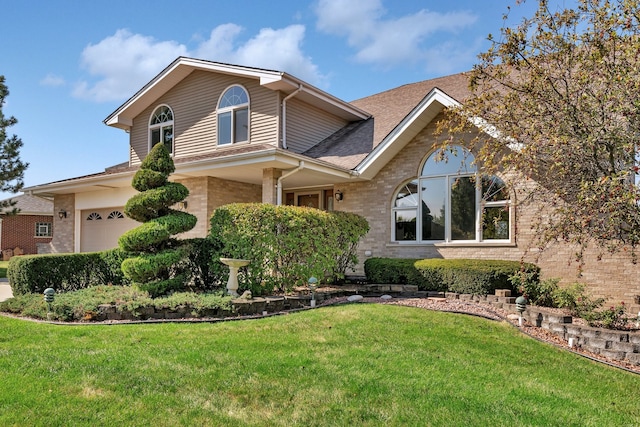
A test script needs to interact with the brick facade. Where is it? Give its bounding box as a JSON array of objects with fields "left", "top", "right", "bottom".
[
  {"left": 0, "top": 214, "right": 53, "bottom": 255},
  {"left": 47, "top": 194, "right": 75, "bottom": 254},
  {"left": 336, "top": 115, "right": 640, "bottom": 303},
  {"left": 167, "top": 176, "right": 262, "bottom": 239}
]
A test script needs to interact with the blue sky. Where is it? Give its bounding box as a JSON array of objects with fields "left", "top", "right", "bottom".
[{"left": 1, "top": 0, "right": 542, "bottom": 199}]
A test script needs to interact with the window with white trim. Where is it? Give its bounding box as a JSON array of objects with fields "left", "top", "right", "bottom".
[
  {"left": 35, "top": 222, "right": 52, "bottom": 237},
  {"left": 217, "top": 85, "right": 249, "bottom": 145},
  {"left": 392, "top": 146, "right": 511, "bottom": 243},
  {"left": 149, "top": 105, "right": 174, "bottom": 153}
]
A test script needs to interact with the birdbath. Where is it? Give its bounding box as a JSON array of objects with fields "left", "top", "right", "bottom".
[{"left": 220, "top": 258, "right": 250, "bottom": 297}]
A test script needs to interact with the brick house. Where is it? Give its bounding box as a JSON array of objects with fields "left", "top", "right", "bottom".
[
  {"left": 22, "top": 57, "right": 640, "bottom": 302},
  {"left": 0, "top": 194, "right": 53, "bottom": 258}
]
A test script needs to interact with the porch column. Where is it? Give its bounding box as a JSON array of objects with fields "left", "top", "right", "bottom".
[{"left": 262, "top": 168, "right": 282, "bottom": 205}]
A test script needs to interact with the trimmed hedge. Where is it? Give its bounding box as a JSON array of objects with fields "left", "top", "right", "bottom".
[
  {"left": 364, "top": 258, "right": 444, "bottom": 291},
  {"left": 7, "top": 249, "right": 131, "bottom": 295},
  {"left": 364, "top": 257, "right": 539, "bottom": 295},
  {"left": 210, "top": 203, "right": 369, "bottom": 294}
]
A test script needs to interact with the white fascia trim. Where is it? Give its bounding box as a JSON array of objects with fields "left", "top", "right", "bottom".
[
  {"left": 355, "top": 88, "right": 460, "bottom": 176},
  {"left": 468, "top": 116, "right": 522, "bottom": 150},
  {"left": 104, "top": 57, "right": 287, "bottom": 127},
  {"left": 175, "top": 148, "right": 355, "bottom": 180},
  {"left": 23, "top": 171, "right": 136, "bottom": 195}
]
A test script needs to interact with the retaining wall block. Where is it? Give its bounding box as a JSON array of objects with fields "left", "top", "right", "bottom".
[
  {"left": 585, "top": 337, "right": 610, "bottom": 350},
  {"left": 599, "top": 331, "right": 629, "bottom": 342},
  {"left": 624, "top": 353, "right": 640, "bottom": 365},
  {"left": 610, "top": 341, "right": 638, "bottom": 353}
]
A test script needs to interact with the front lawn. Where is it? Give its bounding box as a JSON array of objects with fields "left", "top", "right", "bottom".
[
  {"left": 0, "top": 304, "right": 638, "bottom": 426},
  {"left": 0, "top": 260, "right": 8, "bottom": 278}
]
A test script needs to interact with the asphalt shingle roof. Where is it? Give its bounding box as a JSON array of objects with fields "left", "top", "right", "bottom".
[
  {"left": 0, "top": 194, "right": 53, "bottom": 215},
  {"left": 304, "top": 72, "right": 472, "bottom": 170}
]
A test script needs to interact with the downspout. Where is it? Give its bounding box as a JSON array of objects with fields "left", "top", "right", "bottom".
[
  {"left": 276, "top": 161, "right": 305, "bottom": 205},
  {"left": 281, "top": 85, "right": 303, "bottom": 150}
]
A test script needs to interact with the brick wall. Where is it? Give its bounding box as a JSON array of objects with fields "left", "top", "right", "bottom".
[
  {"left": 1, "top": 214, "right": 53, "bottom": 254},
  {"left": 337, "top": 115, "right": 640, "bottom": 303}
]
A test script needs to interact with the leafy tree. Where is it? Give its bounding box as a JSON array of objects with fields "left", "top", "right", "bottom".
[
  {"left": 118, "top": 143, "right": 197, "bottom": 296},
  {"left": 0, "top": 76, "right": 28, "bottom": 212},
  {"left": 436, "top": 0, "right": 640, "bottom": 264}
]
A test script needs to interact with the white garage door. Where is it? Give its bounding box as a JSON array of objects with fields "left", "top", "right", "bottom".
[{"left": 81, "top": 208, "right": 138, "bottom": 252}]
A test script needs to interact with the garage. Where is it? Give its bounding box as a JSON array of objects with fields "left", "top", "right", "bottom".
[{"left": 80, "top": 208, "right": 138, "bottom": 252}]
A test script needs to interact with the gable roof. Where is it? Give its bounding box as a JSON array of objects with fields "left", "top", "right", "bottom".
[
  {"left": 305, "top": 72, "right": 472, "bottom": 177},
  {"left": 25, "top": 63, "right": 475, "bottom": 196},
  {"left": 104, "top": 56, "right": 370, "bottom": 131}
]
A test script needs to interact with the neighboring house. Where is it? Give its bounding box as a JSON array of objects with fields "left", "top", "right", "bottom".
[
  {"left": 22, "top": 56, "right": 640, "bottom": 302},
  {"left": 0, "top": 194, "right": 53, "bottom": 258}
]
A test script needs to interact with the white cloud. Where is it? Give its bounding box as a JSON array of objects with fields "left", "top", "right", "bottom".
[
  {"left": 315, "top": 0, "right": 478, "bottom": 69},
  {"left": 40, "top": 74, "right": 65, "bottom": 87},
  {"left": 73, "top": 29, "right": 188, "bottom": 102},
  {"left": 73, "top": 24, "right": 328, "bottom": 103},
  {"left": 196, "top": 24, "right": 327, "bottom": 87}
]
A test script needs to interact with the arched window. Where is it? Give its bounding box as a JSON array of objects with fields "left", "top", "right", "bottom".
[
  {"left": 217, "top": 85, "right": 249, "bottom": 145},
  {"left": 149, "top": 105, "right": 174, "bottom": 154},
  {"left": 392, "top": 146, "right": 510, "bottom": 242}
]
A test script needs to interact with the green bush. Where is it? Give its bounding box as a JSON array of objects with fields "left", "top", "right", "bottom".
[
  {"left": 209, "top": 204, "right": 368, "bottom": 295},
  {"left": 7, "top": 249, "right": 131, "bottom": 296},
  {"left": 364, "top": 258, "right": 539, "bottom": 295},
  {"left": 181, "top": 238, "right": 223, "bottom": 291},
  {"left": 551, "top": 283, "right": 624, "bottom": 327},
  {"left": 119, "top": 144, "right": 197, "bottom": 297},
  {"left": 363, "top": 258, "right": 444, "bottom": 291},
  {"left": 509, "top": 270, "right": 557, "bottom": 306}
]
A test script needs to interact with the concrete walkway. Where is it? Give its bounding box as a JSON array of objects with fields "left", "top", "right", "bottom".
[{"left": 0, "top": 278, "right": 12, "bottom": 302}]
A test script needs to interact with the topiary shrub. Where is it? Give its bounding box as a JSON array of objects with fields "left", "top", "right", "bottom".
[
  {"left": 209, "top": 203, "right": 368, "bottom": 295},
  {"left": 119, "top": 144, "right": 197, "bottom": 297}
]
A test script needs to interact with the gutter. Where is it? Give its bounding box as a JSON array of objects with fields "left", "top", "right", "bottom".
[
  {"left": 276, "top": 161, "right": 305, "bottom": 205},
  {"left": 281, "top": 85, "right": 303, "bottom": 149}
]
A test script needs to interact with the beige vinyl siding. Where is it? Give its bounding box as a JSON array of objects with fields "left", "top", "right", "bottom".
[
  {"left": 284, "top": 98, "right": 348, "bottom": 153},
  {"left": 129, "top": 70, "right": 280, "bottom": 166}
]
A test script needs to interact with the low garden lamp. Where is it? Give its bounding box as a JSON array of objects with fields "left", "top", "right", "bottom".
[
  {"left": 44, "top": 288, "right": 55, "bottom": 320},
  {"left": 308, "top": 277, "right": 318, "bottom": 308},
  {"left": 515, "top": 295, "right": 528, "bottom": 327}
]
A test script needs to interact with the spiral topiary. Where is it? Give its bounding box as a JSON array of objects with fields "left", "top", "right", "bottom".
[{"left": 118, "top": 143, "right": 197, "bottom": 296}]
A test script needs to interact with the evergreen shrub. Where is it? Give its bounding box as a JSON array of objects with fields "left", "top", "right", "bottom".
[
  {"left": 209, "top": 203, "right": 368, "bottom": 295},
  {"left": 364, "top": 257, "right": 539, "bottom": 295},
  {"left": 7, "top": 248, "right": 131, "bottom": 295}
]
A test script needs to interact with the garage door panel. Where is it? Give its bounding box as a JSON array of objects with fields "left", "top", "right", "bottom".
[{"left": 81, "top": 208, "right": 138, "bottom": 252}]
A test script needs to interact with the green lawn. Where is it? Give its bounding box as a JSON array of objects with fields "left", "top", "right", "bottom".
[
  {"left": 1, "top": 304, "right": 638, "bottom": 426},
  {"left": 0, "top": 260, "right": 8, "bottom": 278}
]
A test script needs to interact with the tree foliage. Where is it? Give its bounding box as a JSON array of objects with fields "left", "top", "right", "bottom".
[
  {"left": 0, "top": 76, "right": 28, "bottom": 212},
  {"left": 436, "top": 0, "right": 640, "bottom": 264},
  {"left": 119, "top": 144, "right": 197, "bottom": 296}
]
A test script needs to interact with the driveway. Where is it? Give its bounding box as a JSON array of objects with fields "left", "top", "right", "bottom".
[{"left": 0, "top": 279, "right": 12, "bottom": 302}]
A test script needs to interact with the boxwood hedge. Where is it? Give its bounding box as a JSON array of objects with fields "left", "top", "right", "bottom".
[
  {"left": 7, "top": 248, "right": 131, "bottom": 295},
  {"left": 364, "top": 257, "right": 539, "bottom": 295}
]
